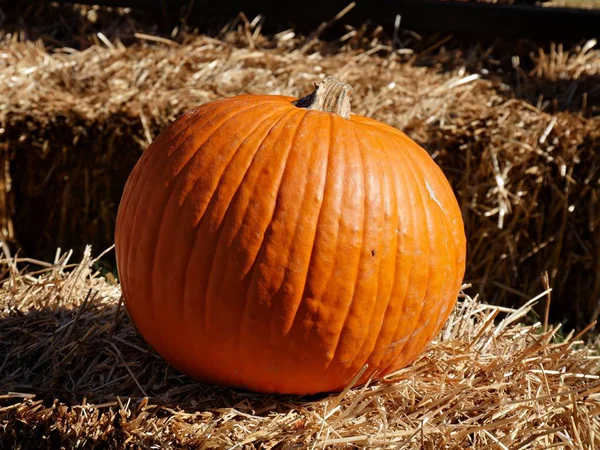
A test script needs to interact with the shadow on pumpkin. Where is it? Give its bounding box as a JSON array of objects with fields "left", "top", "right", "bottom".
[{"left": 0, "top": 302, "right": 328, "bottom": 415}]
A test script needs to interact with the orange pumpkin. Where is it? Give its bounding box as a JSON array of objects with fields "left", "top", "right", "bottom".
[{"left": 115, "top": 77, "right": 466, "bottom": 395}]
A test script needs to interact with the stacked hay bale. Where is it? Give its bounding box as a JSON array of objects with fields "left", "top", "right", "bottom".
[{"left": 0, "top": 4, "right": 598, "bottom": 328}]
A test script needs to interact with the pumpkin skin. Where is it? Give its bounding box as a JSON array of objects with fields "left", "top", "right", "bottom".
[{"left": 115, "top": 81, "right": 466, "bottom": 395}]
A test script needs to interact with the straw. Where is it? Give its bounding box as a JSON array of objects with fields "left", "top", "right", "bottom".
[{"left": 1, "top": 247, "right": 599, "bottom": 448}]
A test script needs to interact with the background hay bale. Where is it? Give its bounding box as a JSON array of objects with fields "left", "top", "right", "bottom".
[
  {"left": 0, "top": 2, "right": 599, "bottom": 329},
  {"left": 1, "top": 248, "right": 599, "bottom": 448}
]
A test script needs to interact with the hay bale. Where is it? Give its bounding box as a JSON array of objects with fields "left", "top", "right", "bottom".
[
  {"left": 1, "top": 3, "right": 600, "bottom": 328},
  {"left": 2, "top": 24, "right": 599, "bottom": 328},
  {"left": 0, "top": 247, "right": 599, "bottom": 448}
]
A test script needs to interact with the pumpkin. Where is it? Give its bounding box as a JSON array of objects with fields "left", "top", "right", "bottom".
[{"left": 115, "top": 77, "right": 466, "bottom": 395}]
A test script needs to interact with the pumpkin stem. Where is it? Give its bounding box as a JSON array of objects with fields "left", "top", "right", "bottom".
[{"left": 292, "top": 76, "right": 352, "bottom": 119}]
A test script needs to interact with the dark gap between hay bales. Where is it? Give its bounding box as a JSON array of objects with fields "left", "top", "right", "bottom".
[{"left": 1, "top": 2, "right": 599, "bottom": 329}]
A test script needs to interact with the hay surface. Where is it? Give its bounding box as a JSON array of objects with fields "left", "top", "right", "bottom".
[
  {"left": 1, "top": 247, "right": 599, "bottom": 449},
  {"left": 1, "top": 9, "right": 599, "bottom": 327}
]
